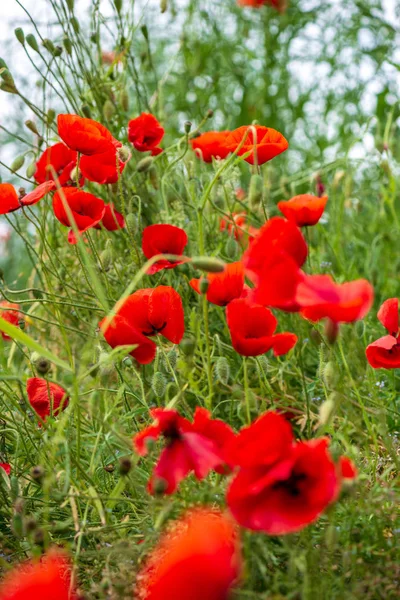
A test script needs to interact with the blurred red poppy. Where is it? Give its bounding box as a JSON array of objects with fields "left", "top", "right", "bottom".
[
  {"left": 57, "top": 114, "right": 116, "bottom": 155},
  {"left": 0, "top": 302, "right": 21, "bottom": 340},
  {"left": 134, "top": 407, "right": 235, "bottom": 494},
  {"left": 243, "top": 217, "right": 307, "bottom": 308},
  {"left": 26, "top": 378, "right": 69, "bottom": 422},
  {"left": 190, "top": 262, "right": 245, "bottom": 306},
  {"left": 227, "top": 437, "right": 340, "bottom": 535},
  {"left": 238, "top": 0, "right": 287, "bottom": 10},
  {"left": 53, "top": 187, "right": 105, "bottom": 243},
  {"left": 142, "top": 224, "right": 188, "bottom": 274},
  {"left": 128, "top": 113, "right": 164, "bottom": 153},
  {"left": 96, "top": 203, "right": 125, "bottom": 231},
  {"left": 0, "top": 549, "right": 77, "bottom": 600},
  {"left": 34, "top": 142, "right": 79, "bottom": 186},
  {"left": 339, "top": 456, "right": 357, "bottom": 481},
  {"left": 100, "top": 286, "right": 185, "bottom": 365},
  {"left": 296, "top": 274, "right": 374, "bottom": 323},
  {"left": 220, "top": 213, "right": 258, "bottom": 244},
  {"left": 0, "top": 182, "right": 55, "bottom": 215},
  {"left": 366, "top": 298, "right": 400, "bottom": 368},
  {"left": 226, "top": 298, "right": 297, "bottom": 357},
  {"left": 0, "top": 463, "right": 11, "bottom": 476},
  {"left": 278, "top": 194, "right": 328, "bottom": 227},
  {"left": 190, "top": 131, "right": 230, "bottom": 163},
  {"left": 80, "top": 141, "right": 128, "bottom": 184},
  {"left": 135, "top": 508, "right": 241, "bottom": 600},
  {"left": 223, "top": 125, "right": 288, "bottom": 166}
]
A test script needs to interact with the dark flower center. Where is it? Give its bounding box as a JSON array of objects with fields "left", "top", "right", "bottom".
[{"left": 273, "top": 472, "right": 307, "bottom": 497}]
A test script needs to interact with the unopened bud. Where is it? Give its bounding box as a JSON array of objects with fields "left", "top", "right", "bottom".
[
  {"left": 215, "top": 356, "right": 230, "bottom": 385},
  {"left": 81, "top": 104, "right": 92, "bottom": 119},
  {"left": 206, "top": 109, "right": 213, "bottom": 119},
  {"left": 26, "top": 34, "right": 39, "bottom": 53},
  {"left": 114, "top": 0, "right": 123, "bottom": 13},
  {"left": 47, "top": 109, "right": 56, "bottom": 126},
  {"left": 325, "top": 319, "right": 339, "bottom": 345},
  {"left": 14, "top": 28, "right": 25, "bottom": 45},
  {"left": 12, "top": 513, "right": 24, "bottom": 538},
  {"left": 66, "top": 0, "right": 74, "bottom": 11},
  {"left": 191, "top": 256, "right": 226, "bottom": 273},
  {"left": 160, "top": 0, "right": 168, "bottom": 12},
  {"left": 117, "top": 145, "right": 131, "bottom": 163},
  {"left": 100, "top": 245, "right": 113, "bottom": 272},
  {"left": 0, "top": 81, "right": 18, "bottom": 94},
  {"left": 70, "top": 17, "right": 80, "bottom": 34},
  {"left": 119, "top": 457, "right": 132, "bottom": 476},
  {"left": 180, "top": 337, "right": 195, "bottom": 356},
  {"left": 323, "top": 361, "right": 338, "bottom": 388},
  {"left": 120, "top": 88, "right": 129, "bottom": 111},
  {"left": 167, "top": 347, "right": 177, "bottom": 370},
  {"left": 136, "top": 156, "right": 153, "bottom": 172},
  {"left": 141, "top": 25, "right": 149, "bottom": 41},
  {"left": 225, "top": 236, "right": 237, "bottom": 259},
  {"left": 11, "top": 155, "right": 25, "bottom": 173},
  {"left": 63, "top": 36, "right": 72, "bottom": 55},
  {"left": 184, "top": 120, "right": 192, "bottom": 134},
  {"left": 103, "top": 99, "right": 115, "bottom": 121},
  {"left": 199, "top": 277, "right": 209, "bottom": 294},
  {"left": 42, "top": 39, "right": 55, "bottom": 54},
  {"left": 151, "top": 371, "right": 167, "bottom": 397},
  {"left": 0, "top": 69, "right": 15, "bottom": 86},
  {"left": 149, "top": 166, "right": 158, "bottom": 190},
  {"left": 318, "top": 398, "right": 335, "bottom": 426},
  {"left": 25, "top": 119, "right": 39, "bottom": 135},
  {"left": 26, "top": 162, "right": 36, "bottom": 178},
  {"left": 248, "top": 174, "right": 263, "bottom": 207},
  {"left": 0, "top": 59, "right": 7, "bottom": 69},
  {"left": 125, "top": 213, "right": 137, "bottom": 236}
]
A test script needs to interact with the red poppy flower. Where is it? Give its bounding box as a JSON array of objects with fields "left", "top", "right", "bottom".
[
  {"left": 0, "top": 182, "right": 55, "bottom": 215},
  {"left": 238, "top": 0, "right": 287, "bottom": 10},
  {"left": 142, "top": 224, "right": 188, "bottom": 274},
  {"left": 0, "top": 302, "right": 21, "bottom": 340},
  {"left": 135, "top": 508, "right": 241, "bottom": 600},
  {"left": 34, "top": 142, "right": 78, "bottom": 186},
  {"left": 220, "top": 213, "right": 258, "bottom": 244},
  {"left": 190, "top": 131, "right": 230, "bottom": 163},
  {"left": 277, "top": 194, "right": 328, "bottom": 227},
  {"left": 96, "top": 203, "right": 125, "bottom": 231},
  {"left": 366, "top": 298, "right": 400, "bottom": 368},
  {"left": 223, "top": 125, "right": 288, "bottom": 166},
  {"left": 243, "top": 217, "right": 307, "bottom": 308},
  {"left": 53, "top": 187, "right": 105, "bottom": 243},
  {"left": 227, "top": 438, "right": 340, "bottom": 535},
  {"left": 80, "top": 141, "right": 128, "bottom": 184},
  {"left": 190, "top": 262, "right": 245, "bottom": 306},
  {"left": 0, "top": 549, "right": 77, "bottom": 600},
  {"left": 26, "top": 378, "right": 69, "bottom": 422},
  {"left": 128, "top": 113, "right": 164, "bottom": 153},
  {"left": 226, "top": 298, "right": 297, "bottom": 357},
  {"left": 57, "top": 113, "right": 116, "bottom": 155},
  {"left": 100, "top": 286, "right": 185, "bottom": 365},
  {"left": 296, "top": 274, "right": 374, "bottom": 323},
  {"left": 134, "top": 407, "right": 235, "bottom": 494},
  {"left": 0, "top": 463, "right": 11, "bottom": 476},
  {"left": 339, "top": 456, "right": 357, "bottom": 481}
]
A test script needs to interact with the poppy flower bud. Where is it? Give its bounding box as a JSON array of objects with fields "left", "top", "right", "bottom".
[
  {"left": 0, "top": 81, "right": 17, "bottom": 94},
  {"left": 31, "top": 466, "right": 44, "bottom": 483},
  {"left": 11, "top": 155, "right": 25, "bottom": 173},
  {"left": 81, "top": 104, "right": 92, "bottom": 119},
  {"left": 215, "top": 356, "right": 230, "bottom": 385},
  {"left": 0, "top": 58, "right": 7, "bottom": 69},
  {"left": 191, "top": 256, "right": 226, "bottom": 273},
  {"left": 167, "top": 347, "right": 178, "bottom": 370},
  {"left": 136, "top": 156, "right": 154, "bottom": 173},
  {"left": 184, "top": 120, "right": 192, "bottom": 134},
  {"left": 199, "top": 277, "right": 209, "bottom": 294},
  {"left": 42, "top": 39, "right": 55, "bottom": 54},
  {"left": 14, "top": 28, "right": 25, "bottom": 45},
  {"left": 207, "top": 109, "right": 213, "bottom": 119},
  {"left": 66, "top": 0, "right": 74, "bottom": 10},
  {"left": 248, "top": 174, "right": 263, "bottom": 207},
  {"left": 152, "top": 371, "right": 167, "bottom": 397},
  {"left": 25, "top": 119, "right": 39, "bottom": 135},
  {"left": 103, "top": 99, "right": 115, "bottom": 121},
  {"left": 26, "top": 161, "right": 36, "bottom": 178},
  {"left": 119, "top": 457, "right": 132, "bottom": 476},
  {"left": 26, "top": 34, "right": 39, "bottom": 52},
  {"left": 180, "top": 336, "right": 195, "bottom": 356},
  {"left": 70, "top": 17, "right": 80, "bottom": 34},
  {"left": 149, "top": 166, "right": 159, "bottom": 190},
  {"left": 309, "top": 328, "right": 322, "bottom": 346},
  {"left": 114, "top": 0, "right": 123, "bottom": 13},
  {"left": 120, "top": 88, "right": 129, "bottom": 111},
  {"left": 325, "top": 319, "right": 339, "bottom": 345},
  {"left": 160, "top": 0, "right": 168, "bottom": 12},
  {"left": 152, "top": 476, "right": 168, "bottom": 495},
  {"left": 100, "top": 245, "right": 113, "bottom": 272},
  {"left": 323, "top": 361, "right": 338, "bottom": 389},
  {"left": 0, "top": 69, "right": 15, "bottom": 85},
  {"left": 47, "top": 109, "right": 56, "bottom": 126},
  {"left": 141, "top": 25, "right": 149, "bottom": 40},
  {"left": 117, "top": 145, "right": 131, "bottom": 163},
  {"left": 63, "top": 36, "right": 72, "bottom": 55},
  {"left": 225, "top": 237, "right": 238, "bottom": 260}
]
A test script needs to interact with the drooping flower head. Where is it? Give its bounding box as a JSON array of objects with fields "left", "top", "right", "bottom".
[
  {"left": 26, "top": 378, "right": 69, "bottom": 422},
  {"left": 128, "top": 113, "right": 164, "bottom": 154},
  {"left": 134, "top": 407, "right": 235, "bottom": 494},
  {"left": 226, "top": 298, "right": 297, "bottom": 357},
  {"left": 0, "top": 302, "right": 21, "bottom": 340},
  {"left": 0, "top": 549, "right": 77, "bottom": 600},
  {"left": 278, "top": 194, "right": 328, "bottom": 227},
  {"left": 57, "top": 114, "right": 115, "bottom": 155},
  {"left": 190, "top": 262, "right": 245, "bottom": 306},
  {"left": 34, "top": 142, "right": 79, "bottom": 187},
  {"left": 52, "top": 187, "right": 105, "bottom": 244},
  {"left": 142, "top": 224, "right": 188, "bottom": 274},
  {"left": 190, "top": 132, "right": 230, "bottom": 163},
  {"left": 223, "top": 125, "right": 288, "bottom": 166},
  {"left": 80, "top": 141, "right": 129, "bottom": 184},
  {"left": 0, "top": 182, "right": 55, "bottom": 215},
  {"left": 366, "top": 298, "right": 400, "bottom": 369},
  {"left": 135, "top": 508, "right": 242, "bottom": 600}
]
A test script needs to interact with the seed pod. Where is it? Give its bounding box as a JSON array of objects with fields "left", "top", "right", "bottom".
[
  {"left": 11, "top": 155, "right": 25, "bottom": 173},
  {"left": 180, "top": 337, "right": 195, "bottom": 357},
  {"left": 152, "top": 371, "right": 166, "bottom": 397},
  {"left": 120, "top": 88, "right": 129, "bottom": 111},
  {"left": 81, "top": 104, "right": 92, "bottom": 119},
  {"left": 323, "top": 361, "right": 338, "bottom": 388},
  {"left": 26, "top": 34, "right": 39, "bottom": 53},
  {"left": 63, "top": 36, "right": 72, "bottom": 55},
  {"left": 136, "top": 156, "right": 153, "bottom": 173},
  {"left": 248, "top": 174, "right": 263, "bottom": 207},
  {"left": 34, "top": 355, "right": 52, "bottom": 375},
  {"left": 14, "top": 28, "right": 25, "bottom": 45},
  {"left": 70, "top": 17, "right": 80, "bottom": 34},
  {"left": 184, "top": 120, "right": 192, "bottom": 134},
  {"left": 103, "top": 99, "right": 115, "bottom": 121},
  {"left": 199, "top": 277, "right": 209, "bottom": 294},
  {"left": 215, "top": 357, "right": 230, "bottom": 385},
  {"left": 125, "top": 213, "right": 137, "bottom": 236},
  {"left": 47, "top": 109, "right": 56, "bottom": 126},
  {"left": 224, "top": 236, "right": 237, "bottom": 259},
  {"left": 191, "top": 256, "right": 225, "bottom": 273},
  {"left": 119, "top": 457, "right": 132, "bottom": 476},
  {"left": 25, "top": 119, "right": 39, "bottom": 135},
  {"left": 26, "top": 162, "right": 36, "bottom": 179}
]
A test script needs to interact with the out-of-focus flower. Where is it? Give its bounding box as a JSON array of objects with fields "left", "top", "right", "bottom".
[
  {"left": 0, "top": 463, "right": 11, "bottom": 476},
  {"left": 223, "top": 125, "right": 288, "bottom": 166},
  {"left": 142, "top": 224, "right": 188, "bottom": 274},
  {"left": 190, "top": 131, "right": 230, "bottom": 163},
  {"left": 52, "top": 187, "right": 105, "bottom": 244},
  {"left": 128, "top": 113, "right": 164, "bottom": 154},
  {"left": 277, "top": 194, "right": 328, "bottom": 227},
  {"left": 26, "top": 378, "right": 69, "bottom": 422},
  {"left": 0, "top": 182, "right": 55, "bottom": 215},
  {"left": 0, "top": 302, "right": 22, "bottom": 340},
  {"left": 34, "top": 142, "right": 79, "bottom": 187},
  {"left": 190, "top": 262, "right": 245, "bottom": 306},
  {"left": 366, "top": 298, "right": 400, "bottom": 368}
]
